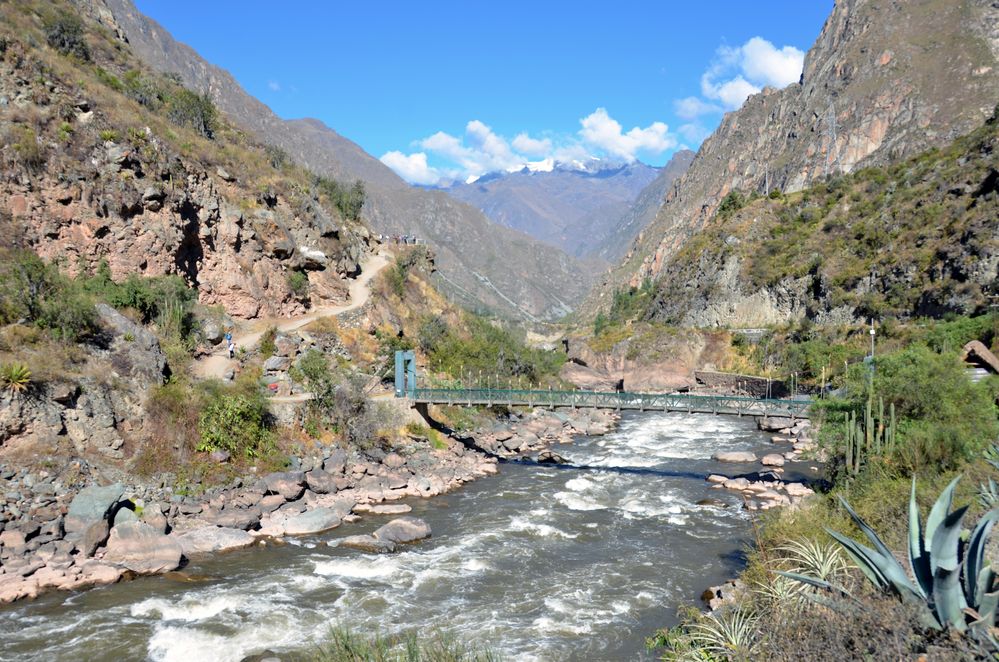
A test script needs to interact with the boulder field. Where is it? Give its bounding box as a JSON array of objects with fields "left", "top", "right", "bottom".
[{"left": 0, "top": 407, "right": 617, "bottom": 603}]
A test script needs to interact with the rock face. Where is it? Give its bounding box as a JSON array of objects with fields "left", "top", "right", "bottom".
[
  {"left": 589, "top": 0, "right": 999, "bottom": 323},
  {"left": 103, "top": 522, "right": 182, "bottom": 574}
]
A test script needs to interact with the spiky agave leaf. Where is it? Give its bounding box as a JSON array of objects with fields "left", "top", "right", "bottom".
[
  {"left": 909, "top": 480, "right": 932, "bottom": 600},
  {"left": 834, "top": 497, "right": 923, "bottom": 599},
  {"left": 929, "top": 506, "right": 970, "bottom": 631},
  {"left": 924, "top": 476, "right": 961, "bottom": 567},
  {"left": 965, "top": 509, "right": 999, "bottom": 609}
]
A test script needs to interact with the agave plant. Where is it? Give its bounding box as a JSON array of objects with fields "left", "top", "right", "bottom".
[
  {"left": 785, "top": 477, "right": 999, "bottom": 633},
  {"left": 0, "top": 362, "right": 31, "bottom": 394},
  {"left": 777, "top": 538, "right": 852, "bottom": 583},
  {"left": 979, "top": 445, "right": 999, "bottom": 508},
  {"left": 685, "top": 608, "right": 760, "bottom": 661}
]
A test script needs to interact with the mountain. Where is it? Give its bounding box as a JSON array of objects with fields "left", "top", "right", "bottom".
[
  {"left": 586, "top": 0, "right": 999, "bottom": 321},
  {"left": 441, "top": 159, "right": 684, "bottom": 259},
  {"left": 75, "top": 0, "right": 594, "bottom": 322}
]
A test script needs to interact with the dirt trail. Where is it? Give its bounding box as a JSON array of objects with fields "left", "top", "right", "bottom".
[{"left": 193, "top": 252, "right": 390, "bottom": 381}]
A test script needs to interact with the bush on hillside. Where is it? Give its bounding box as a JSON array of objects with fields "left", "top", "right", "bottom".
[
  {"left": 167, "top": 88, "right": 218, "bottom": 139},
  {"left": 197, "top": 389, "right": 272, "bottom": 458},
  {"left": 0, "top": 249, "right": 98, "bottom": 341},
  {"left": 294, "top": 349, "right": 386, "bottom": 447},
  {"left": 43, "top": 12, "right": 90, "bottom": 61}
]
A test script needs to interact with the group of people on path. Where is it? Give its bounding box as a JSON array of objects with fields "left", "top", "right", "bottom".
[
  {"left": 378, "top": 233, "right": 419, "bottom": 245},
  {"left": 224, "top": 331, "right": 236, "bottom": 359}
]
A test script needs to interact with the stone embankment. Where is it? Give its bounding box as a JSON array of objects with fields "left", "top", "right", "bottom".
[
  {"left": 0, "top": 407, "right": 616, "bottom": 604},
  {"left": 706, "top": 416, "right": 819, "bottom": 512}
]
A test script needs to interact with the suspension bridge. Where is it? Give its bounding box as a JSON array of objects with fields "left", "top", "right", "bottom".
[{"left": 393, "top": 351, "right": 812, "bottom": 419}]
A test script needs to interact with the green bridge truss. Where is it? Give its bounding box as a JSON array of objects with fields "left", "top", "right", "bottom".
[{"left": 394, "top": 351, "right": 811, "bottom": 419}]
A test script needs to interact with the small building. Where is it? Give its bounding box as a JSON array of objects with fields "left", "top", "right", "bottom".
[{"left": 961, "top": 340, "right": 999, "bottom": 383}]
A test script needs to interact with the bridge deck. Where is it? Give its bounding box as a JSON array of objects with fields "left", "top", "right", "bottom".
[{"left": 406, "top": 387, "right": 811, "bottom": 419}]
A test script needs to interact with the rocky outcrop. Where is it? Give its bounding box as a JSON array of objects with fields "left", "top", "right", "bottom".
[
  {"left": 102, "top": 521, "right": 182, "bottom": 574},
  {"left": 589, "top": 0, "right": 999, "bottom": 319}
]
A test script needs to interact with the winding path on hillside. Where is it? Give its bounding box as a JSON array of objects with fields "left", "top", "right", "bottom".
[{"left": 193, "top": 252, "right": 390, "bottom": 382}]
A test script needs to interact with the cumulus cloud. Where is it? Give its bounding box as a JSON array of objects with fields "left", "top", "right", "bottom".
[
  {"left": 578, "top": 108, "right": 675, "bottom": 162},
  {"left": 674, "top": 96, "right": 721, "bottom": 121},
  {"left": 512, "top": 132, "right": 552, "bottom": 157},
  {"left": 679, "top": 36, "right": 805, "bottom": 119},
  {"left": 380, "top": 109, "right": 676, "bottom": 185},
  {"left": 379, "top": 151, "right": 441, "bottom": 186}
]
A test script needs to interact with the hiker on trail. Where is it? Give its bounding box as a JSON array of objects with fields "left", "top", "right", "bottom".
[{"left": 228, "top": 341, "right": 236, "bottom": 359}]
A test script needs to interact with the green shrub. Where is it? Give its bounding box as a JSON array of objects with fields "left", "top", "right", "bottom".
[
  {"left": 12, "top": 126, "right": 44, "bottom": 172},
  {"left": 98, "top": 129, "right": 118, "bottom": 142},
  {"left": 197, "top": 391, "right": 272, "bottom": 458},
  {"left": 43, "top": 12, "right": 90, "bottom": 61},
  {"left": 0, "top": 250, "right": 97, "bottom": 341},
  {"left": 287, "top": 270, "right": 308, "bottom": 299},
  {"left": 166, "top": 88, "right": 218, "bottom": 139},
  {"left": 314, "top": 176, "right": 365, "bottom": 221},
  {"left": 259, "top": 326, "right": 278, "bottom": 357},
  {"left": 313, "top": 626, "right": 497, "bottom": 662}
]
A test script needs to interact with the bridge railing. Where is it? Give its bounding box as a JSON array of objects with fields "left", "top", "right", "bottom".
[{"left": 407, "top": 387, "right": 811, "bottom": 418}]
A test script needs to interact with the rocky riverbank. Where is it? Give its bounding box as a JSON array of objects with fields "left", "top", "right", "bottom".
[{"left": 0, "top": 406, "right": 618, "bottom": 604}]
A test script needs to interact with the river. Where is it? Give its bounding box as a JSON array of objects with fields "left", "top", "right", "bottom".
[{"left": 0, "top": 411, "right": 800, "bottom": 661}]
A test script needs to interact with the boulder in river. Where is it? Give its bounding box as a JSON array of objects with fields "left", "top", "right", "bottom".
[
  {"left": 334, "top": 534, "right": 397, "bottom": 553},
  {"left": 354, "top": 503, "right": 412, "bottom": 515},
  {"left": 537, "top": 450, "right": 567, "bottom": 465},
  {"left": 262, "top": 471, "right": 306, "bottom": 501},
  {"left": 712, "top": 451, "right": 757, "bottom": 463},
  {"left": 761, "top": 453, "right": 786, "bottom": 467},
  {"left": 282, "top": 507, "right": 343, "bottom": 536},
  {"left": 103, "top": 521, "right": 182, "bottom": 574},
  {"left": 174, "top": 527, "right": 256, "bottom": 556},
  {"left": 373, "top": 517, "right": 431, "bottom": 544}
]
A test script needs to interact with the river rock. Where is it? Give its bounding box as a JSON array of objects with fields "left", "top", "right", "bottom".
[
  {"left": 323, "top": 450, "right": 348, "bottom": 474},
  {"left": 103, "top": 521, "right": 182, "bottom": 574},
  {"left": 79, "top": 519, "right": 110, "bottom": 557},
  {"left": 305, "top": 469, "right": 337, "bottom": 494},
  {"left": 258, "top": 495, "right": 286, "bottom": 514},
  {"left": 373, "top": 517, "right": 431, "bottom": 544},
  {"left": 761, "top": 453, "right": 786, "bottom": 467},
  {"left": 282, "top": 507, "right": 343, "bottom": 536},
  {"left": 141, "top": 506, "right": 169, "bottom": 535},
  {"left": 706, "top": 474, "right": 729, "bottom": 484},
  {"left": 64, "top": 483, "right": 125, "bottom": 536},
  {"left": 722, "top": 477, "right": 750, "bottom": 491},
  {"left": 784, "top": 482, "right": 814, "bottom": 498},
  {"left": 113, "top": 507, "right": 138, "bottom": 527},
  {"left": 262, "top": 472, "right": 306, "bottom": 500},
  {"left": 335, "top": 534, "right": 397, "bottom": 553},
  {"left": 537, "top": 450, "right": 567, "bottom": 464},
  {"left": 174, "top": 527, "right": 256, "bottom": 556},
  {"left": 202, "top": 507, "right": 261, "bottom": 530},
  {"left": 354, "top": 503, "right": 412, "bottom": 515},
  {"left": 713, "top": 451, "right": 757, "bottom": 463}
]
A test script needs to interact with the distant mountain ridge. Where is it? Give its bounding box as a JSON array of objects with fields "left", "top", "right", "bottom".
[
  {"left": 440, "top": 153, "right": 692, "bottom": 260},
  {"left": 75, "top": 0, "right": 594, "bottom": 321}
]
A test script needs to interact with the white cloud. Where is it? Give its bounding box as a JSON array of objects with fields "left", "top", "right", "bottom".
[
  {"left": 382, "top": 109, "right": 676, "bottom": 185},
  {"left": 578, "top": 108, "right": 675, "bottom": 162},
  {"left": 740, "top": 37, "right": 805, "bottom": 88},
  {"left": 674, "top": 96, "right": 721, "bottom": 120},
  {"left": 681, "top": 36, "right": 805, "bottom": 115},
  {"left": 512, "top": 132, "right": 552, "bottom": 157},
  {"left": 379, "top": 151, "right": 441, "bottom": 186},
  {"left": 678, "top": 122, "right": 711, "bottom": 144},
  {"left": 267, "top": 80, "right": 281, "bottom": 92}
]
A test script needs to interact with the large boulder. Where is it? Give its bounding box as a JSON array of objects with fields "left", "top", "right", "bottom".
[
  {"left": 305, "top": 469, "right": 337, "bottom": 494},
  {"left": 173, "top": 527, "right": 256, "bottom": 556},
  {"left": 283, "top": 508, "right": 342, "bottom": 536},
  {"left": 103, "top": 521, "right": 182, "bottom": 574},
  {"left": 262, "top": 471, "right": 306, "bottom": 500},
  {"left": 712, "top": 451, "right": 758, "bottom": 463},
  {"left": 335, "top": 534, "right": 396, "bottom": 553},
  {"left": 373, "top": 517, "right": 431, "bottom": 544},
  {"left": 65, "top": 483, "right": 125, "bottom": 536}
]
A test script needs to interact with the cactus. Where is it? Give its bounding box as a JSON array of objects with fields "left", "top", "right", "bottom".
[
  {"left": 843, "top": 393, "right": 897, "bottom": 475},
  {"left": 785, "top": 477, "right": 999, "bottom": 632}
]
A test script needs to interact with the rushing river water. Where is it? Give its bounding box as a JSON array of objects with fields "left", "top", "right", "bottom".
[{"left": 0, "top": 412, "right": 806, "bottom": 662}]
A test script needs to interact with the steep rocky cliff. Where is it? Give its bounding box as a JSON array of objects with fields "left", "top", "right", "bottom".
[
  {"left": 74, "top": 0, "right": 594, "bottom": 321},
  {"left": 0, "top": 13, "right": 372, "bottom": 320},
  {"left": 645, "top": 110, "right": 999, "bottom": 326},
  {"left": 589, "top": 0, "right": 999, "bottom": 318}
]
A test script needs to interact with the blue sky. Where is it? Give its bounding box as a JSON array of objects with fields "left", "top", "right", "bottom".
[{"left": 135, "top": 1, "right": 832, "bottom": 184}]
